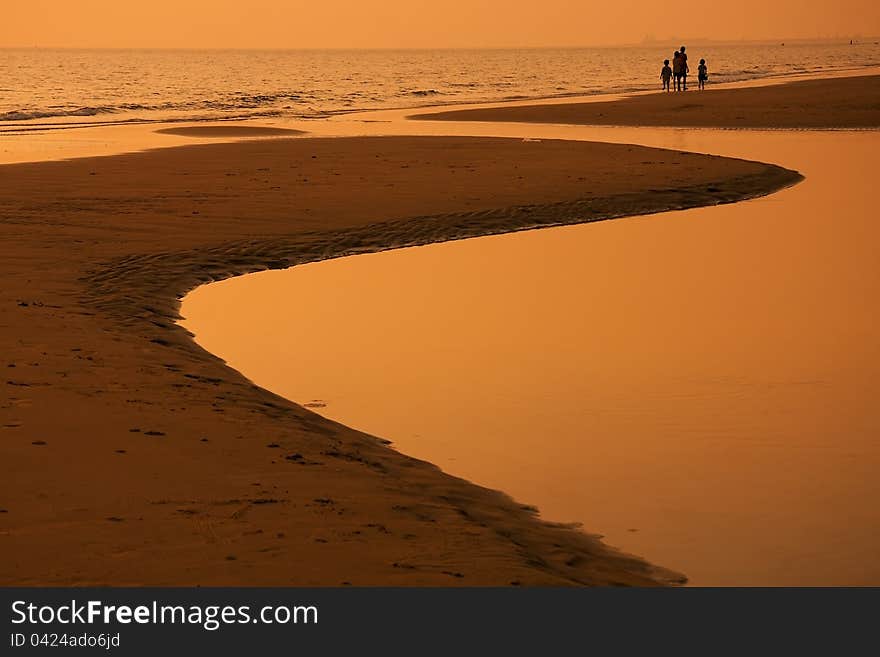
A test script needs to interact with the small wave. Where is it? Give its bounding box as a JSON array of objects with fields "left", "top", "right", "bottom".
[
  {"left": 0, "top": 93, "right": 307, "bottom": 123},
  {"left": 0, "top": 106, "right": 117, "bottom": 122},
  {"left": 409, "top": 89, "right": 441, "bottom": 96},
  {"left": 714, "top": 68, "right": 760, "bottom": 78}
]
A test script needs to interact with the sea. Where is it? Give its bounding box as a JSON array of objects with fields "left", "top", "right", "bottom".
[{"left": 1, "top": 41, "right": 879, "bottom": 131}]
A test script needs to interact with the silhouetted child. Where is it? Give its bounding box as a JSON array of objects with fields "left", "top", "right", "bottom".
[
  {"left": 698, "top": 59, "right": 708, "bottom": 90},
  {"left": 660, "top": 59, "right": 673, "bottom": 92}
]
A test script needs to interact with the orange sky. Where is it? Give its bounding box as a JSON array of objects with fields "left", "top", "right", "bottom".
[{"left": 3, "top": 1, "right": 879, "bottom": 48}]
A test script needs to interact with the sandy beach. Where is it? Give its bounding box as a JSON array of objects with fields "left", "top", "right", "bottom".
[
  {"left": 0, "top": 131, "right": 800, "bottom": 585},
  {"left": 413, "top": 74, "right": 880, "bottom": 128}
]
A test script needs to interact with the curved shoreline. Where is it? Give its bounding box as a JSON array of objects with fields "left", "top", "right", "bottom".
[
  {"left": 180, "top": 128, "right": 880, "bottom": 586},
  {"left": 0, "top": 135, "right": 800, "bottom": 585}
]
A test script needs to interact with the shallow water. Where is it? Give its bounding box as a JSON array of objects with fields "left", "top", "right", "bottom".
[{"left": 181, "top": 126, "right": 880, "bottom": 586}]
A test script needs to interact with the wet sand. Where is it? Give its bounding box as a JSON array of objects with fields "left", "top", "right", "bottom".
[
  {"left": 413, "top": 74, "right": 880, "bottom": 129},
  {"left": 0, "top": 135, "right": 798, "bottom": 586},
  {"left": 155, "top": 126, "right": 306, "bottom": 138}
]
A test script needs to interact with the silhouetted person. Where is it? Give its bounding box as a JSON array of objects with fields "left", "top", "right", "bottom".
[
  {"left": 679, "top": 46, "right": 689, "bottom": 90},
  {"left": 698, "top": 58, "right": 708, "bottom": 90},
  {"left": 660, "top": 59, "right": 673, "bottom": 92},
  {"left": 672, "top": 50, "right": 683, "bottom": 91}
]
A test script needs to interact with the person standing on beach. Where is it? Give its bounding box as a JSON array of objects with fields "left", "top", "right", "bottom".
[
  {"left": 679, "top": 46, "right": 690, "bottom": 90},
  {"left": 698, "top": 58, "right": 708, "bottom": 90},
  {"left": 672, "top": 50, "right": 683, "bottom": 91},
  {"left": 660, "top": 59, "right": 673, "bottom": 92}
]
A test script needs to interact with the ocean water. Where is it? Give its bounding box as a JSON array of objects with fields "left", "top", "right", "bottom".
[{"left": 2, "top": 42, "right": 879, "bottom": 130}]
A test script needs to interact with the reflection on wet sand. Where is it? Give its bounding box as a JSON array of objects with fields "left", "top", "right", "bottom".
[{"left": 181, "top": 128, "right": 880, "bottom": 586}]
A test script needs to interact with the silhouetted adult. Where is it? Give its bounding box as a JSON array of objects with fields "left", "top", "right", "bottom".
[
  {"left": 672, "top": 50, "right": 683, "bottom": 91},
  {"left": 679, "top": 46, "right": 689, "bottom": 90}
]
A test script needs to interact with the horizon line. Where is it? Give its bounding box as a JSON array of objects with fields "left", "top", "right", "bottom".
[{"left": 1, "top": 37, "right": 877, "bottom": 52}]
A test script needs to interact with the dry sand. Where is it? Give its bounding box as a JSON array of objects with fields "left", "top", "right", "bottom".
[
  {"left": 412, "top": 74, "right": 880, "bottom": 129},
  {"left": 0, "top": 134, "right": 799, "bottom": 586}
]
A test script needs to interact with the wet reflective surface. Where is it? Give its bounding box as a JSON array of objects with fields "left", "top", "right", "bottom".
[{"left": 181, "top": 127, "right": 880, "bottom": 585}]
